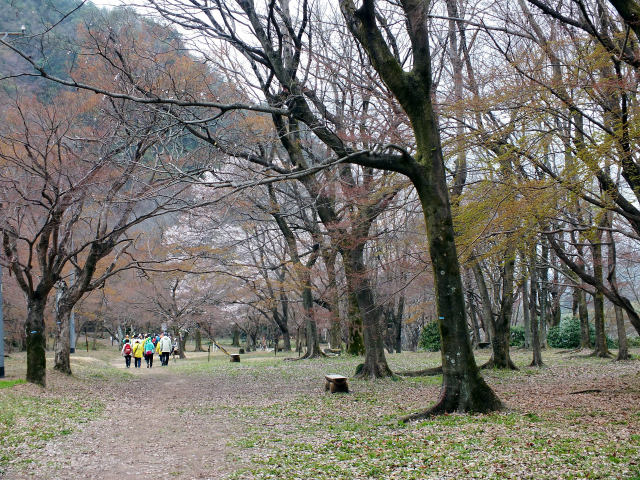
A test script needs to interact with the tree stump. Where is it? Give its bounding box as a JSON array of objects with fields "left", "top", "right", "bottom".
[
  {"left": 239, "top": 348, "right": 245, "bottom": 354},
  {"left": 230, "top": 354, "right": 241, "bottom": 363},
  {"left": 324, "top": 374, "right": 349, "bottom": 393}
]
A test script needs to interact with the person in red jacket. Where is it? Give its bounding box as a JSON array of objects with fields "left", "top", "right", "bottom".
[{"left": 121, "top": 339, "right": 132, "bottom": 368}]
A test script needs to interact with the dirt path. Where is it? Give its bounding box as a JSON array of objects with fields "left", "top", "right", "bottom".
[{"left": 4, "top": 364, "right": 236, "bottom": 480}]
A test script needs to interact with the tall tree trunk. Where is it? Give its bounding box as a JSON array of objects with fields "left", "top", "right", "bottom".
[
  {"left": 605, "top": 215, "right": 631, "bottom": 360},
  {"left": 409, "top": 176, "right": 500, "bottom": 413},
  {"left": 591, "top": 232, "right": 611, "bottom": 357},
  {"left": 529, "top": 251, "right": 544, "bottom": 367},
  {"left": 592, "top": 289, "right": 609, "bottom": 357},
  {"left": 472, "top": 262, "right": 495, "bottom": 343},
  {"left": 348, "top": 246, "right": 392, "bottom": 378},
  {"left": 324, "top": 251, "right": 342, "bottom": 350},
  {"left": 273, "top": 306, "right": 291, "bottom": 352},
  {"left": 571, "top": 275, "right": 591, "bottom": 350},
  {"left": 464, "top": 270, "right": 481, "bottom": 347},
  {"left": 578, "top": 288, "right": 591, "bottom": 349},
  {"left": 232, "top": 327, "right": 240, "bottom": 347},
  {"left": 295, "top": 325, "right": 302, "bottom": 355},
  {"left": 394, "top": 296, "right": 404, "bottom": 353},
  {"left": 521, "top": 279, "right": 532, "bottom": 349},
  {"left": 473, "top": 254, "right": 517, "bottom": 369},
  {"left": 54, "top": 304, "right": 72, "bottom": 375},
  {"left": 550, "top": 263, "right": 562, "bottom": 327},
  {"left": 538, "top": 241, "right": 550, "bottom": 348},
  {"left": 300, "top": 276, "right": 321, "bottom": 359},
  {"left": 26, "top": 296, "right": 47, "bottom": 386},
  {"left": 341, "top": 0, "right": 501, "bottom": 415},
  {"left": 269, "top": 185, "right": 321, "bottom": 359},
  {"left": 614, "top": 307, "right": 630, "bottom": 360},
  {"left": 468, "top": 298, "right": 481, "bottom": 348},
  {"left": 490, "top": 252, "right": 518, "bottom": 369},
  {"left": 195, "top": 328, "right": 203, "bottom": 352},
  {"left": 344, "top": 273, "right": 365, "bottom": 355},
  {"left": 175, "top": 328, "right": 187, "bottom": 359}
]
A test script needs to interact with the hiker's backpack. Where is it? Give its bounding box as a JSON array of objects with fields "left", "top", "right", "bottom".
[{"left": 123, "top": 343, "right": 132, "bottom": 355}]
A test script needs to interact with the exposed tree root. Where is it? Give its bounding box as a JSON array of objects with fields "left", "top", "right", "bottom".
[
  {"left": 616, "top": 352, "right": 633, "bottom": 361},
  {"left": 569, "top": 388, "right": 602, "bottom": 394},
  {"left": 285, "top": 351, "right": 326, "bottom": 361},
  {"left": 481, "top": 358, "right": 519, "bottom": 370},
  {"left": 397, "top": 366, "right": 443, "bottom": 377},
  {"left": 556, "top": 348, "right": 585, "bottom": 355},
  {"left": 401, "top": 381, "right": 503, "bottom": 422},
  {"left": 53, "top": 363, "right": 72, "bottom": 375},
  {"left": 589, "top": 349, "right": 613, "bottom": 359},
  {"left": 354, "top": 362, "right": 394, "bottom": 379}
]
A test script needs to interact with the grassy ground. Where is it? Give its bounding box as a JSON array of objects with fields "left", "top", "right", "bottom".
[{"left": 1, "top": 346, "right": 639, "bottom": 479}]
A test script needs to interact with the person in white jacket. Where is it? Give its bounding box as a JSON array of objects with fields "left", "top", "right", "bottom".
[{"left": 158, "top": 333, "right": 172, "bottom": 366}]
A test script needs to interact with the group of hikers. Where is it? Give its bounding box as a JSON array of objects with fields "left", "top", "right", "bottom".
[{"left": 121, "top": 332, "right": 174, "bottom": 368}]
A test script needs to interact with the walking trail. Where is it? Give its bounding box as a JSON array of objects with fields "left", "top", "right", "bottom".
[{"left": 5, "top": 359, "right": 237, "bottom": 480}]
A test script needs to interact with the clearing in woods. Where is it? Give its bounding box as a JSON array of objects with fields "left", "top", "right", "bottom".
[{"left": 1, "top": 347, "right": 639, "bottom": 479}]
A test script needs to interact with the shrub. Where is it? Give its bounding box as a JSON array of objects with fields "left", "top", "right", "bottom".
[
  {"left": 510, "top": 325, "right": 525, "bottom": 347},
  {"left": 547, "top": 317, "right": 583, "bottom": 349},
  {"left": 547, "top": 317, "right": 616, "bottom": 349},
  {"left": 628, "top": 336, "right": 640, "bottom": 347},
  {"left": 419, "top": 321, "right": 441, "bottom": 352}
]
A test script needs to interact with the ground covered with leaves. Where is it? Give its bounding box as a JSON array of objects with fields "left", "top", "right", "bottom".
[{"left": 1, "top": 347, "right": 638, "bottom": 479}]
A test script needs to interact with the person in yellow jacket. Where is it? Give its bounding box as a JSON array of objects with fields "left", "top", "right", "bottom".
[{"left": 132, "top": 337, "right": 144, "bottom": 368}]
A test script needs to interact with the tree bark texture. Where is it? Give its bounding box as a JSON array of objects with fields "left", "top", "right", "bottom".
[
  {"left": 26, "top": 297, "right": 47, "bottom": 386},
  {"left": 345, "top": 281, "right": 365, "bottom": 355},
  {"left": 348, "top": 246, "right": 393, "bottom": 379},
  {"left": 54, "top": 303, "right": 73, "bottom": 375},
  {"left": 393, "top": 296, "right": 404, "bottom": 353},
  {"left": 195, "top": 328, "right": 203, "bottom": 352}
]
